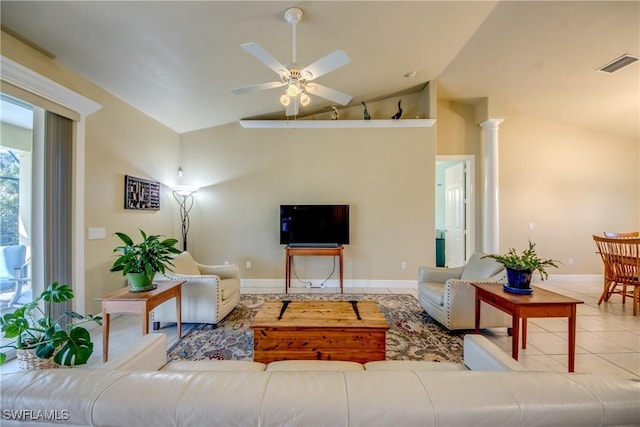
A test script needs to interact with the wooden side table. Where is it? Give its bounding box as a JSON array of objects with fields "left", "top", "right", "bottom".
[
  {"left": 473, "top": 283, "right": 583, "bottom": 372},
  {"left": 96, "top": 280, "right": 184, "bottom": 362},
  {"left": 284, "top": 246, "right": 344, "bottom": 293}
]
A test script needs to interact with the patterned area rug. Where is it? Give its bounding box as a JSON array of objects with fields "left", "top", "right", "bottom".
[{"left": 167, "top": 293, "right": 463, "bottom": 363}]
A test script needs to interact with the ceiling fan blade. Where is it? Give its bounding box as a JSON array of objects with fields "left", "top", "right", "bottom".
[
  {"left": 306, "top": 83, "right": 352, "bottom": 105},
  {"left": 241, "top": 43, "right": 289, "bottom": 77},
  {"left": 286, "top": 96, "right": 299, "bottom": 117},
  {"left": 231, "top": 81, "right": 285, "bottom": 95},
  {"left": 300, "top": 49, "right": 351, "bottom": 81}
]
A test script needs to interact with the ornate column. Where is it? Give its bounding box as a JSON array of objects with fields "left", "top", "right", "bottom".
[{"left": 480, "top": 119, "right": 503, "bottom": 254}]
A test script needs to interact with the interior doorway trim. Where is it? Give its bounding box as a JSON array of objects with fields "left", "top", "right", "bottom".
[{"left": 436, "top": 155, "right": 476, "bottom": 262}]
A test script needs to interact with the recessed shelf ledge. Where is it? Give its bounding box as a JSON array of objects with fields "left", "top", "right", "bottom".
[{"left": 239, "top": 119, "right": 435, "bottom": 129}]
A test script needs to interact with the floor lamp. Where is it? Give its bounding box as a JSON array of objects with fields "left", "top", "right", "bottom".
[{"left": 172, "top": 185, "right": 197, "bottom": 251}]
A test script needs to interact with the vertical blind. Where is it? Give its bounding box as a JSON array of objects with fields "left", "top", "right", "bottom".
[{"left": 44, "top": 111, "right": 73, "bottom": 321}]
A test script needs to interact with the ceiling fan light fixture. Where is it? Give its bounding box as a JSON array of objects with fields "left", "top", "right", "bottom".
[
  {"left": 299, "top": 92, "right": 311, "bottom": 106},
  {"left": 280, "top": 94, "right": 291, "bottom": 106},
  {"left": 231, "top": 6, "right": 351, "bottom": 116},
  {"left": 287, "top": 83, "right": 301, "bottom": 97}
]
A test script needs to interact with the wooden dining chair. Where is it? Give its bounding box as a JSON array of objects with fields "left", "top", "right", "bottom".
[
  {"left": 603, "top": 231, "right": 639, "bottom": 238},
  {"left": 593, "top": 235, "right": 640, "bottom": 315}
]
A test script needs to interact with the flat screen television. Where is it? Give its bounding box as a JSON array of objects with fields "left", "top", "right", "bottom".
[{"left": 280, "top": 204, "right": 350, "bottom": 246}]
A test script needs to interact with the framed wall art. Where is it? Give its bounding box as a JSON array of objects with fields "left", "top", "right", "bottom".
[{"left": 124, "top": 175, "right": 160, "bottom": 210}]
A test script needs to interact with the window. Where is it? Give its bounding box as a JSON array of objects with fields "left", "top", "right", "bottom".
[{"left": 0, "top": 95, "right": 37, "bottom": 355}]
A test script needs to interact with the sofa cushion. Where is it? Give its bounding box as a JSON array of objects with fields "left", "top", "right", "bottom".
[
  {"left": 419, "top": 282, "right": 445, "bottom": 306},
  {"left": 266, "top": 360, "right": 364, "bottom": 371},
  {"left": 460, "top": 252, "right": 503, "bottom": 280},
  {"left": 169, "top": 251, "right": 201, "bottom": 276},
  {"left": 162, "top": 360, "right": 266, "bottom": 372},
  {"left": 364, "top": 361, "right": 467, "bottom": 371}
]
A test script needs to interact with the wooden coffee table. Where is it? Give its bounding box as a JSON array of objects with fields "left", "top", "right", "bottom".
[
  {"left": 473, "top": 283, "right": 583, "bottom": 372},
  {"left": 250, "top": 300, "right": 389, "bottom": 364}
]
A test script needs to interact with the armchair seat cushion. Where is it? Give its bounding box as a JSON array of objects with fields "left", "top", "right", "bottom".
[
  {"left": 220, "top": 279, "right": 240, "bottom": 300},
  {"left": 419, "top": 282, "right": 444, "bottom": 306}
]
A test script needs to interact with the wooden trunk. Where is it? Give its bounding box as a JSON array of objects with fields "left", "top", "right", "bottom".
[{"left": 250, "top": 301, "right": 389, "bottom": 364}]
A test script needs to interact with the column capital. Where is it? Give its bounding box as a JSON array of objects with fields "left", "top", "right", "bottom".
[{"left": 479, "top": 118, "right": 504, "bottom": 130}]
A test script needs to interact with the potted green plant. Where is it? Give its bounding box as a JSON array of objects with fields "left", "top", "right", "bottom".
[
  {"left": 0, "top": 281, "right": 102, "bottom": 369},
  {"left": 109, "top": 229, "right": 181, "bottom": 292},
  {"left": 482, "top": 241, "right": 560, "bottom": 291}
]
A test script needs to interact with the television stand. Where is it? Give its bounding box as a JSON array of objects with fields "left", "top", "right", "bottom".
[{"left": 285, "top": 245, "right": 344, "bottom": 293}]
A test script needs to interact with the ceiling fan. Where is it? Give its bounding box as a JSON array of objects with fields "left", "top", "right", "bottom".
[{"left": 231, "top": 7, "right": 352, "bottom": 117}]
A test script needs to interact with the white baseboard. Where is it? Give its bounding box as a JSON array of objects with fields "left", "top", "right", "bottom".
[
  {"left": 241, "top": 279, "right": 417, "bottom": 289},
  {"left": 545, "top": 274, "right": 602, "bottom": 282},
  {"left": 241, "top": 274, "right": 603, "bottom": 289}
]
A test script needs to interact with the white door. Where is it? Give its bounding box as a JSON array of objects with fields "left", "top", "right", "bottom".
[{"left": 444, "top": 162, "right": 466, "bottom": 267}]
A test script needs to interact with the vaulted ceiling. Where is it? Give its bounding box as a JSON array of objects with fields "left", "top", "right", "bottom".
[{"left": 1, "top": 1, "right": 638, "bottom": 139}]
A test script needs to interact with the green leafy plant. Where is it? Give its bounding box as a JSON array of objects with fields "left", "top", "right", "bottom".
[
  {"left": 0, "top": 282, "right": 102, "bottom": 366},
  {"left": 109, "top": 229, "right": 181, "bottom": 285},
  {"left": 482, "top": 241, "right": 560, "bottom": 280}
]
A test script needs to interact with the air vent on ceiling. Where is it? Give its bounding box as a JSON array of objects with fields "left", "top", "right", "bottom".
[{"left": 597, "top": 54, "right": 639, "bottom": 73}]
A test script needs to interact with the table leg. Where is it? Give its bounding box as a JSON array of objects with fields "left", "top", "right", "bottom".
[
  {"left": 474, "top": 290, "right": 481, "bottom": 334},
  {"left": 339, "top": 251, "right": 343, "bottom": 294},
  {"left": 285, "top": 252, "right": 290, "bottom": 294},
  {"left": 102, "top": 310, "right": 110, "bottom": 362},
  {"left": 568, "top": 305, "right": 577, "bottom": 372},
  {"left": 176, "top": 287, "right": 182, "bottom": 339},
  {"left": 511, "top": 313, "right": 520, "bottom": 361},
  {"left": 142, "top": 307, "right": 149, "bottom": 335},
  {"left": 522, "top": 317, "right": 527, "bottom": 349}
]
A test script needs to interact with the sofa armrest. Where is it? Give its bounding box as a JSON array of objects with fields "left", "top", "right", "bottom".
[
  {"left": 97, "top": 333, "right": 167, "bottom": 371},
  {"left": 197, "top": 263, "right": 240, "bottom": 280},
  {"left": 463, "top": 335, "right": 526, "bottom": 371},
  {"left": 418, "top": 265, "right": 464, "bottom": 284}
]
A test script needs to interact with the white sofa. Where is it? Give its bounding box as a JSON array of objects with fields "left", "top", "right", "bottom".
[
  {"left": 152, "top": 251, "right": 240, "bottom": 325},
  {"left": 2, "top": 334, "right": 638, "bottom": 426},
  {"left": 418, "top": 252, "right": 511, "bottom": 331}
]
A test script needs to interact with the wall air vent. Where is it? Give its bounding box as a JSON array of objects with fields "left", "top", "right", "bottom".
[{"left": 597, "top": 54, "right": 639, "bottom": 73}]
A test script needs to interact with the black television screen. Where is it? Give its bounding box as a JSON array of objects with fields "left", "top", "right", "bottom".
[{"left": 280, "top": 205, "right": 350, "bottom": 246}]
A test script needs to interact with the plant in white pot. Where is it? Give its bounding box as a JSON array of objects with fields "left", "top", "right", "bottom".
[
  {"left": 0, "top": 281, "right": 102, "bottom": 369},
  {"left": 482, "top": 241, "right": 559, "bottom": 291},
  {"left": 109, "top": 230, "right": 181, "bottom": 292}
]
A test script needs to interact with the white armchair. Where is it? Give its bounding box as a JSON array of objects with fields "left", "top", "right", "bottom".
[
  {"left": 153, "top": 252, "right": 241, "bottom": 326},
  {"left": 418, "top": 252, "right": 510, "bottom": 331}
]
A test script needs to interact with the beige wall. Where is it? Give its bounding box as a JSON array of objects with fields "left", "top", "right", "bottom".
[
  {"left": 1, "top": 31, "right": 180, "bottom": 314},
  {"left": 499, "top": 112, "right": 638, "bottom": 274},
  {"left": 436, "top": 98, "right": 639, "bottom": 275},
  {"left": 180, "top": 123, "right": 436, "bottom": 282}
]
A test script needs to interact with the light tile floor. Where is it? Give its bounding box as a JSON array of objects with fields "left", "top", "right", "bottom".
[{"left": 2, "top": 279, "right": 638, "bottom": 380}]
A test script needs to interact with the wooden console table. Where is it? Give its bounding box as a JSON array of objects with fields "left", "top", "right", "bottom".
[
  {"left": 284, "top": 246, "right": 344, "bottom": 293},
  {"left": 96, "top": 280, "right": 184, "bottom": 362},
  {"left": 473, "top": 283, "right": 583, "bottom": 372}
]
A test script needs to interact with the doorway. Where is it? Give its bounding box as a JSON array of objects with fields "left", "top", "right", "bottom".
[{"left": 435, "top": 155, "right": 475, "bottom": 267}]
